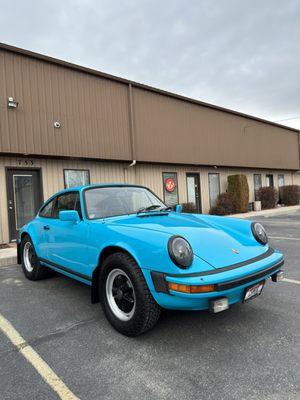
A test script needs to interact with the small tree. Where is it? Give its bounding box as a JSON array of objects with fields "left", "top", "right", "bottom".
[
  {"left": 257, "top": 187, "right": 278, "bottom": 209},
  {"left": 227, "top": 174, "right": 249, "bottom": 213}
]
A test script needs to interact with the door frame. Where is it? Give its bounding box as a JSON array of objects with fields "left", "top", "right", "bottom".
[
  {"left": 5, "top": 167, "right": 44, "bottom": 242},
  {"left": 266, "top": 174, "right": 274, "bottom": 188},
  {"left": 186, "top": 172, "right": 202, "bottom": 213}
]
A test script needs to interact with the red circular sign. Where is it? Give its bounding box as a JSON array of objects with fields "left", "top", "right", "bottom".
[{"left": 165, "top": 178, "right": 176, "bottom": 193}]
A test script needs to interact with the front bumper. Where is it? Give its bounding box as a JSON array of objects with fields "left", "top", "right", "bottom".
[{"left": 147, "top": 248, "right": 284, "bottom": 311}]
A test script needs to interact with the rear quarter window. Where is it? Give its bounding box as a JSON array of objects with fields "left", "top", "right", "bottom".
[{"left": 39, "top": 198, "right": 55, "bottom": 218}]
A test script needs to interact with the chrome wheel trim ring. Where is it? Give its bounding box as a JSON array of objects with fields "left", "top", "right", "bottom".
[
  {"left": 106, "top": 268, "right": 136, "bottom": 322},
  {"left": 23, "top": 242, "right": 34, "bottom": 273}
]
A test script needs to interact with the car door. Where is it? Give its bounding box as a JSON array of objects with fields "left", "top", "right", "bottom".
[
  {"left": 37, "top": 196, "right": 57, "bottom": 259},
  {"left": 45, "top": 191, "right": 90, "bottom": 279}
]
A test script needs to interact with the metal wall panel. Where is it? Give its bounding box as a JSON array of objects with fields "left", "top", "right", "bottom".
[
  {"left": 132, "top": 88, "right": 300, "bottom": 170},
  {"left": 0, "top": 156, "right": 298, "bottom": 243},
  {"left": 0, "top": 49, "right": 132, "bottom": 160}
]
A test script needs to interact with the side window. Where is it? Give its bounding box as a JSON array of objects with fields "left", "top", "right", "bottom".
[
  {"left": 52, "top": 192, "right": 82, "bottom": 219},
  {"left": 253, "top": 174, "right": 262, "bottom": 201},
  {"left": 208, "top": 173, "right": 220, "bottom": 207},
  {"left": 39, "top": 198, "right": 55, "bottom": 218}
]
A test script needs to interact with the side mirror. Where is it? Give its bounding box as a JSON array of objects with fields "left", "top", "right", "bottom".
[
  {"left": 175, "top": 204, "right": 182, "bottom": 213},
  {"left": 59, "top": 210, "right": 80, "bottom": 223}
]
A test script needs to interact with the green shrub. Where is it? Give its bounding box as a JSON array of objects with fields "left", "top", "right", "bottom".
[
  {"left": 227, "top": 174, "right": 249, "bottom": 213},
  {"left": 181, "top": 202, "right": 198, "bottom": 213},
  {"left": 279, "top": 185, "right": 300, "bottom": 206},
  {"left": 257, "top": 186, "right": 278, "bottom": 209},
  {"left": 209, "top": 192, "right": 235, "bottom": 215}
]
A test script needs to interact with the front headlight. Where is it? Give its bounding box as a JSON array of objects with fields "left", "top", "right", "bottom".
[
  {"left": 251, "top": 222, "right": 268, "bottom": 245},
  {"left": 168, "top": 236, "right": 193, "bottom": 268}
]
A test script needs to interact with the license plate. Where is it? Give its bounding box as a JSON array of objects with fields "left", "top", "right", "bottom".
[{"left": 243, "top": 281, "right": 265, "bottom": 302}]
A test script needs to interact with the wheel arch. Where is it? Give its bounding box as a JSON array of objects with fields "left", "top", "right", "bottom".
[
  {"left": 17, "top": 231, "right": 32, "bottom": 264},
  {"left": 91, "top": 245, "right": 141, "bottom": 304}
]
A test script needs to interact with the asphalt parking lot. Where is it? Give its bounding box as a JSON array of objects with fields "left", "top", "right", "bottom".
[{"left": 0, "top": 212, "right": 299, "bottom": 400}]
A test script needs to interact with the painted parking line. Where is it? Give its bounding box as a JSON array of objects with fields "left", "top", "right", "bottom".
[
  {"left": 0, "top": 313, "right": 80, "bottom": 400},
  {"left": 269, "top": 236, "right": 300, "bottom": 241},
  {"left": 283, "top": 278, "right": 300, "bottom": 285}
]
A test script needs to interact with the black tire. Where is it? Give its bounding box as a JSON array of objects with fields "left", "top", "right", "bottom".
[
  {"left": 99, "top": 252, "right": 161, "bottom": 336},
  {"left": 21, "top": 235, "right": 53, "bottom": 280}
]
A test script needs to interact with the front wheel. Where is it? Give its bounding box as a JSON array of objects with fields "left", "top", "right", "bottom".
[
  {"left": 21, "top": 235, "right": 52, "bottom": 280},
  {"left": 100, "top": 252, "right": 161, "bottom": 336}
]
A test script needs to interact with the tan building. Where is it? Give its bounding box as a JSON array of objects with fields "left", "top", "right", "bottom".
[{"left": 0, "top": 42, "right": 299, "bottom": 243}]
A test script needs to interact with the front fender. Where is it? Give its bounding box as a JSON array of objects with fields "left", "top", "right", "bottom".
[{"left": 89, "top": 223, "right": 214, "bottom": 277}]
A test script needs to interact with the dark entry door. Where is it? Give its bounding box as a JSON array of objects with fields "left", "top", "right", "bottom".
[
  {"left": 186, "top": 173, "right": 201, "bottom": 213},
  {"left": 6, "top": 168, "right": 43, "bottom": 241},
  {"left": 266, "top": 174, "right": 274, "bottom": 187}
]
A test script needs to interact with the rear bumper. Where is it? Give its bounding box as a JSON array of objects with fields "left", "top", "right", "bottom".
[{"left": 147, "top": 250, "right": 284, "bottom": 310}]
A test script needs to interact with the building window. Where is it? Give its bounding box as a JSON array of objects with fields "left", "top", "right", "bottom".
[
  {"left": 162, "top": 172, "right": 179, "bottom": 206},
  {"left": 266, "top": 174, "right": 274, "bottom": 187},
  {"left": 208, "top": 173, "right": 220, "bottom": 207},
  {"left": 64, "top": 169, "right": 90, "bottom": 188},
  {"left": 253, "top": 174, "right": 262, "bottom": 201},
  {"left": 278, "top": 174, "right": 285, "bottom": 187}
]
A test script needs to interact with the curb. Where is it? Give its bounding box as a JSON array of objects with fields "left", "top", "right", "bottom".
[
  {"left": 230, "top": 205, "right": 300, "bottom": 219},
  {"left": 0, "top": 247, "right": 18, "bottom": 267},
  {"left": 0, "top": 256, "right": 18, "bottom": 267}
]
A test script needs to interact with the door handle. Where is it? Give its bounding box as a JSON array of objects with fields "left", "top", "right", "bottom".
[{"left": 43, "top": 225, "right": 50, "bottom": 230}]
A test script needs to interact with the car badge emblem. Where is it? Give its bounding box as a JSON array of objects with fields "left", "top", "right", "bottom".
[{"left": 231, "top": 248, "right": 239, "bottom": 254}]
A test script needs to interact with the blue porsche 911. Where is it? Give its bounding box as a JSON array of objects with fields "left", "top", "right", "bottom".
[{"left": 17, "top": 184, "right": 284, "bottom": 336}]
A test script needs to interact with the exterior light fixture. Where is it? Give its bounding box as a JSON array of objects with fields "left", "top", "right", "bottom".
[
  {"left": 54, "top": 121, "right": 61, "bottom": 128},
  {"left": 8, "top": 97, "right": 18, "bottom": 108}
]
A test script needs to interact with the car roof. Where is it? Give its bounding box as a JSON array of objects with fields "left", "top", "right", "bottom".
[{"left": 49, "top": 183, "right": 148, "bottom": 198}]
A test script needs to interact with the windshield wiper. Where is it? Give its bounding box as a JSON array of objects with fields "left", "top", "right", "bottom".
[
  {"left": 137, "top": 205, "right": 163, "bottom": 213},
  {"left": 160, "top": 206, "right": 173, "bottom": 211}
]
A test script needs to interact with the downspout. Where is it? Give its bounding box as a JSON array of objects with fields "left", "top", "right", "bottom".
[
  {"left": 124, "top": 83, "right": 137, "bottom": 183},
  {"left": 128, "top": 160, "right": 136, "bottom": 168}
]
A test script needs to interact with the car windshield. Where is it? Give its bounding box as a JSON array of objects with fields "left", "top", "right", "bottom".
[{"left": 84, "top": 186, "right": 166, "bottom": 219}]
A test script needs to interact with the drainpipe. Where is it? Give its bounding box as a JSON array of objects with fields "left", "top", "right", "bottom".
[
  {"left": 129, "top": 160, "right": 136, "bottom": 168},
  {"left": 124, "top": 83, "right": 137, "bottom": 184}
]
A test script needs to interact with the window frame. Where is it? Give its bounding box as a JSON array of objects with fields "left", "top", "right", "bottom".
[
  {"left": 39, "top": 197, "right": 57, "bottom": 219},
  {"left": 52, "top": 191, "right": 82, "bottom": 219},
  {"left": 208, "top": 172, "right": 220, "bottom": 208},
  {"left": 253, "top": 174, "right": 262, "bottom": 201},
  {"left": 266, "top": 174, "right": 274, "bottom": 187},
  {"left": 63, "top": 169, "right": 90, "bottom": 189},
  {"left": 83, "top": 185, "right": 165, "bottom": 220},
  {"left": 278, "top": 174, "right": 285, "bottom": 187},
  {"left": 162, "top": 172, "right": 179, "bottom": 206}
]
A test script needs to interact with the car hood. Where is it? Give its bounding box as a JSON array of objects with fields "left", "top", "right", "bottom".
[{"left": 104, "top": 212, "right": 267, "bottom": 269}]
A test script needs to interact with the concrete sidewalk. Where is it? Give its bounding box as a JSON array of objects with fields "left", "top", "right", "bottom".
[
  {"left": 230, "top": 205, "right": 300, "bottom": 219},
  {"left": 0, "top": 245, "right": 17, "bottom": 267}
]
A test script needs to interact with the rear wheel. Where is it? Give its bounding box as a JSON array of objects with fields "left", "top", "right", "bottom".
[
  {"left": 21, "top": 235, "right": 52, "bottom": 280},
  {"left": 100, "top": 252, "right": 161, "bottom": 336}
]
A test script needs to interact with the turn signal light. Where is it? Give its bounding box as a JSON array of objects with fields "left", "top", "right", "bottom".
[{"left": 168, "top": 282, "right": 215, "bottom": 293}]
